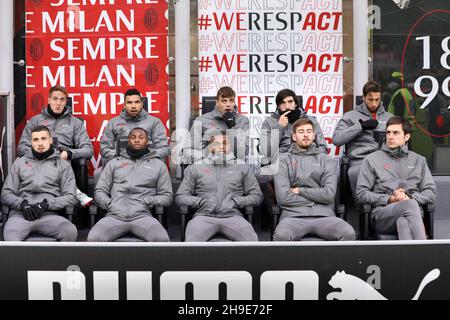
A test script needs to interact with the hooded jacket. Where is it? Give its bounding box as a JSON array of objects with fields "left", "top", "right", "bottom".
[
  {"left": 356, "top": 143, "right": 436, "bottom": 207},
  {"left": 175, "top": 153, "right": 263, "bottom": 218},
  {"left": 1, "top": 149, "right": 77, "bottom": 216},
  {"left": 274, "top": 143, "right": 337, "bottom": 219},
  {"left": 100, "top": 108, "right": 170, "bottom": 165},
  {"left": 332, "top": 103, "right": 393, "bottom": 164},
  {"left": 95, "top": 149, "right": 173, "bottom": 221},
  {"left": 259, "top": 108, "right": 328, "bottom": 158},
  {"left": 17, "top": 106, "right": 93, "bottom": 160}
]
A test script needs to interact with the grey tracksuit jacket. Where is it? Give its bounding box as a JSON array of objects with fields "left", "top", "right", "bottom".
[
  {"left": 17, "top": 106, "right": 93, "bottom": 160},
  {"left": 356, "top": 144, "right": 436, "bottom": 207},
  {"left": 95, "top": 150, "right": 173, "bottom": 221},
  {"left": 1, "top": 150, "right": 77, "bottom": 216},
  {"left": 332, "top": 103, "right": 393, "bottom": 164},
  {"left": 274, "top": 144, "right": 337, "bottom": 219},
  {"left": 100, "top": 109, "right": 170, "bottom": 165},
  {"left": 175, "top": 154, "right": 263, "bottom": 218},
  {"left": 189, "top": 107, "right": 249, "bottom": 161},
  {"left": 259, "top": 109, "right": 327, "bottom": 157}
]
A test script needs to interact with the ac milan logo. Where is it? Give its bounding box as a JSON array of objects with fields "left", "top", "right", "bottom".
[
  {"left": 31, "top": 93, "right": 44, "bottom": 114},
  {"left": 144, "top": 9, "right": 158, "bottom": 31},
  {"left": 145, "top": 64, "right": 159, "bottom": 85},
  {"left": 29, "top": 39, "right": 44, "bottom": 61}
]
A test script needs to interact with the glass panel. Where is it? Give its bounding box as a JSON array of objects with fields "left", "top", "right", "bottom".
[{"left": 373, "top": 0, "right": 450, "bottom": 175}]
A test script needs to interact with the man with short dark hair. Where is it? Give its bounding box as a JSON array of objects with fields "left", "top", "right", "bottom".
[
  {"left": 333, "top": 80, "right": 394, "bottom": 196},
  {"left": 356, "top": 116, "right": 436, "bottom": 240},
  {"left": 176, "top": 132, "right": 262, "bottom": 241},
  {"left": 100, "top": 88, "right": 170, "bottom": 166},
  {"left": 89, "top": 127, "right": 172, "bottom": 242},
  {"left": 187, "top": 86, "right": 249, "bottom": 162},
  {"left": 1, "top": 126, "right": 78, "bottom": 241},
  {"left": 273, "top": 118, "right": 355, "bottom": 241},
  {"left": 259, "top": 88, "right": 327, "bottom": 161}
]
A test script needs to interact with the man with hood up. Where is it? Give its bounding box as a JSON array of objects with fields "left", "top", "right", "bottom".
[
  {"left": 273, "top": 118, "right": 355, "bottom": 241},
  {"left": 1, "top": 125, "right": 78, "bottom": 241},
  {"left": 88, "top": 128, "right": 172, "bottom": 242},
  {"left": 176, "top": 131, "right": 263, "bottom": 241}
]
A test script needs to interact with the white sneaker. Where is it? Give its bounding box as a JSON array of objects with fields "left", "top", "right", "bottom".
[{"left": 76, "top": 189, "right": 93, "bottom": 207}]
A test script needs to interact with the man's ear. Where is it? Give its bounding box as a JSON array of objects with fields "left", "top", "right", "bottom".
[
  {"left": 292, "top": 133, "right": 297, "bottom": 141},
  {"left": 405, "top": 133, "right": 411, "bottom": 142}
]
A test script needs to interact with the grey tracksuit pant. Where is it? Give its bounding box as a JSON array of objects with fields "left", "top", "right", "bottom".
[
  {"left": 87, "top": 215, "right": 170, "bottom": 242},
  {"left": 185, "top": 215, "right": 258, "bottom": 242},
  {"left": 273, "top": 216, "right": 356, "bottom": 241},
  {"left": 3, "top": 214, "right": 77, "bottom": 241},
  {"left": 372, "top": 199, "right": 426, "bottom": 240},
  {"left": 348, "top": 162, "right": 362, "bottom": 197}
]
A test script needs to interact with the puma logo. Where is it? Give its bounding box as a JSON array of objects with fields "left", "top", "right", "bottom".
[{"left": 326, "top": 269, "right": 440, "bottom": 300}]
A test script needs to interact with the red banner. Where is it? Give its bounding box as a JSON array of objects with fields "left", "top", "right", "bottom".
[{"left": 25, "top": 0, "right": 169, "bottom": 172}]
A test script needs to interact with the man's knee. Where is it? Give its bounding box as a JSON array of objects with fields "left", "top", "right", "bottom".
[
  {"left": 3, "top": 229, "right": 28, "bottom": 241},
  {"left": 185, "top": 233, "right": 205, "bottom": 242},
  {"left": 398, "top": 199, "right": 421, "bottom": 217},
  {"left": 3, "top": 221, "right": 29, "bottom": 241},
  {"left": 337, "top": 223, "right": 356, "bottom": 241},
  {"left": 146, "top": 227, "right": 170, "bottom": 242},
  {"left": 273, "top": 225, "right": 292, "bottom": 241},
  {"left": 87, "top": 228, "right": 109, "bottom": 242},
  {"left": 241, "top": 230, "right": 258, "bottom": 241},
  {"left": 60, "top": 223, "right": 78, "bottom": 241}
]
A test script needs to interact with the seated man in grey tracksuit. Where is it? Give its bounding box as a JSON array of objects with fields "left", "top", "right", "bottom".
[
  {"left": 185, "top": 86, "right": 249, "bottom": 162},
  {"left": 333, "top": 80, "right": 393, "bottom": 196},
  {"left": 1, "top": 125, "right": 78, "bottom": 241},
  {"left": 17, "top": 85, "right": 94, "bottom": 206},
  {"left": 273, "top": 118, "right": 355, "bottom": 241},
  {"left": 259, "top": 88, "right": 327, "bottom": 162},
  {"left": 257, "top": 88, "right": 328, "bottom": 229},
  {"left": 100, "top": 88, "right": 170, "bottom": 166},
  {"left": 176, "top": 132, "right": 263, "bottom": 241},
  {"left": 17, "top": 85, "right": 93, "bottom": 162},
  {"left": 356, "top": 116, "right": 436, "bottom": 240},
  {"left": 88, "top": 127, "right": 172, "bottom": 242}
]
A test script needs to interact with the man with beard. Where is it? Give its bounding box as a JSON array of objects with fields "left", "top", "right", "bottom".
[
  {"left": 333, "top": 81, "right": 393, "bottom": 197},
  {"left": 259, "top": 88, "right": 327, "bottom": 163},
  {"left": 1, "top": 126, "right": 78, "bottom": 241},
  {"left": 273, "top": 118, "right": 355, "bottom": 241},
  {"left": 257, "top": 88, "right": 327, "bottom": 229},
  {"left": 88, "top": 128, "right": 172, "bottom": 242},
  {"left": 100, "top": 88, "right": 170, "bottom": 166},
  {"left": 176, "top": 132, "right": 262, "bottom": 241}
]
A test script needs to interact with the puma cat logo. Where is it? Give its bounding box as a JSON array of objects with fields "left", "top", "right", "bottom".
[{"left": 326, "top": 269, "right": 440, "bottom": 300}]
